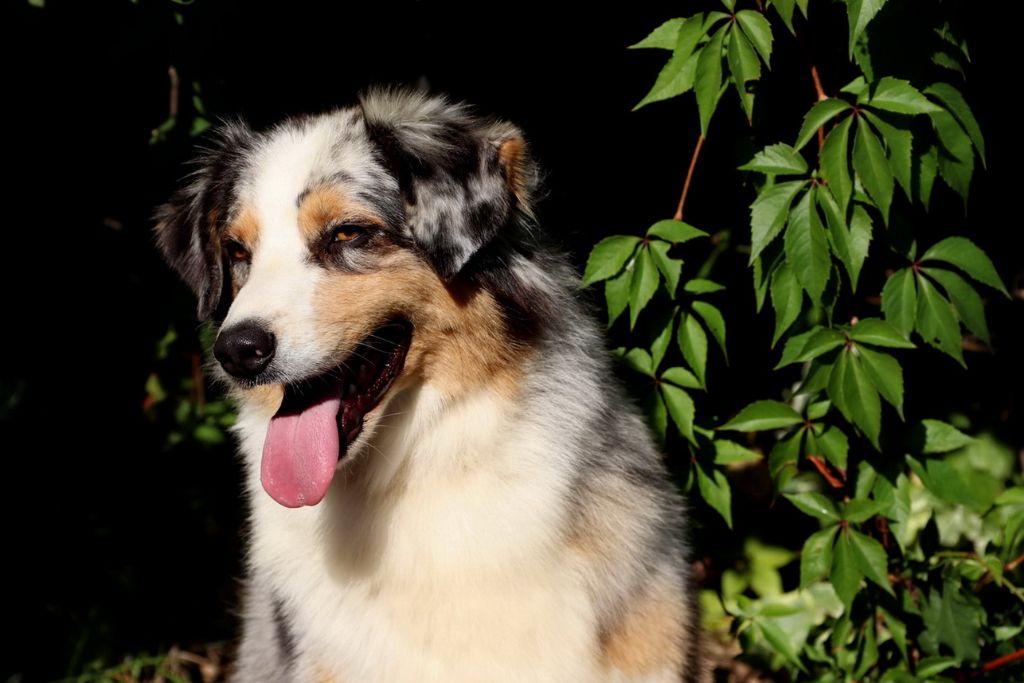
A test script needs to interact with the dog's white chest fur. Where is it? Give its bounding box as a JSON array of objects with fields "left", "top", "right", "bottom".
[{"left": 235, "top": 384, "right": 603, "bottom": 682}]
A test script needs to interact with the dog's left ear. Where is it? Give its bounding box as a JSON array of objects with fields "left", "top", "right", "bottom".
[
  {"left": 153, "top": 122, "right": 252, "bottom": 321},
  {"left": 360, "top": 88, "right": 537, "bottom": 279}
]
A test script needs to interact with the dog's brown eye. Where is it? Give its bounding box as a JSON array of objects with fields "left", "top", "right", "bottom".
[
  {"left": 333, "top": 225, "right": 365, "bottom": 242},
  {"left": 225, "top": 240, "right": 250, "bottom": 263}
]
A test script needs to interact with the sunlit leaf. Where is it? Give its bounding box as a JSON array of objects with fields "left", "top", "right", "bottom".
[
  {"left": 796, "top": 99, "right": 852, "bottom": 150},
  {"left": 721, "top": 400, "right": 803, "bottom": 431},
  {"left": 582, "top": 235, "right": 641, "bottom": 285}
]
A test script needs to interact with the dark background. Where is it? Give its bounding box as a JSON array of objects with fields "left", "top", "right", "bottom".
[{"left": 2, "top": 2, "right": 1019, "bottom": 680}]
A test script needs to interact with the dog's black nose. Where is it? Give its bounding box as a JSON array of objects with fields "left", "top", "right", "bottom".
[{"left": 214, "top": 321, "right": 276, "bottom": 380}]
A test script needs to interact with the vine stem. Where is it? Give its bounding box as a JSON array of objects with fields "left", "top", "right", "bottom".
[
  {"left": 810, "top": 64, "right": 827, "bottom": 149},
  {"left": 674, "top": 134, "right": 705, "bottom": 221}
]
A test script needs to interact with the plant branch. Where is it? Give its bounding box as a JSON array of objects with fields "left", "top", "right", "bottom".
[
  {"left": 168, "top": 65, "right": 180, "bottom": 118},
  {"left": 674, "top": 134, "right": 705, "bottom": 221},
  {"left": 810, "top": 64, "right": 827, "bottom": 149},
  {"left": 981, "top": 647, "right": 1024, "bottom": 673}
]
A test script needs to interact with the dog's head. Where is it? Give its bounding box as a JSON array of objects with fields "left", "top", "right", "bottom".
[{"left": 155, "top": 88, "right": 545, "bottom": 507}]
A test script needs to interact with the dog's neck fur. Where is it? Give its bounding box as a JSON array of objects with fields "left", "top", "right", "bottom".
[{"left": 229, "top": 318, "right": 618, "bottom": 681}]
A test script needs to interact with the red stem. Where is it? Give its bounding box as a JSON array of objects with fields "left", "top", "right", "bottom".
[
  {"left": 674, "top": 135, "right": 705, "bottom": 221},
  {"left": 810, "top": 64, "right": 827, "bottom": 149},
  {"left": 981, "top": 648, "right": 1024, "bottom": 674}
]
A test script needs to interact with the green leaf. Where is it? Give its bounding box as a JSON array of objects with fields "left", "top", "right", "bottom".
[
  {"left": 801, "top": 526, "right": 838, "bottom": 587},
  {"left": 818, "top": 186, "right": 872, "bottom": 291},
  {"left": 770, "top": 261, "right": 803, "bottom": 345},
  {"left": 906, "top": 456, "right": 978, "bottom": 508},
  {"left": 921, "top": 577, "right": 983, "bottom": 662},
  {"left": 683, "top": 278, "right": 725, "bottom": 294},
  {"left": 867, "top": 77, "right": 941, "bottom": 115},
  {"left": 633, "top": 17, "right": 707, "bottom": 109},
  {"left": 776, "top": 326, "right": 845, "bottom": 368},
  {"left": 881, "top": 608, "right": 909, "bottom": 663},
  {"left": 727, "top": 24, "right": 759, "bottom": 121},
  {"left": 736, "top": 10, "right": 773, "bottom": 64},
  {"left": 806, "top": 400, "right": 830, "bottom": 421},
  {"left": 693, "top": 301, "right": 727, "bottom": 361},
  {"left": 917, "top": 419, "right": 973, "bottom": 454},
  {"left": 821, "top": 116, "right": 854, "bottom": 215},
  {"left": 853, "top": 117, "right": 894, "bottom": 222},
  {"left": 929, "top": 109, "right": 975, "bottom": 201},
  {"left": 829, "top": 348, "right": 882, "bottom": 447},
  {"left": 915, "top": 144, "right": 939, "bottom": 209},
  {"left": 721, "top": 400, "right": 803, "bottom": 431},
  {"left": 784, "top": 188, "right": 831, "bottom": 301},
  {"left": 695, "top": 464, "right": 732, "bottom": 527},
  {"left": 831, "top": 530, "right": 863, "bottom": 610},
  {"left": 856, "top": 345, "right": 904, "bottom": 418},
  {"left": 677, "top": 312, "right": 709, "bottom": 388},
  {"left": 649, "top": 240, "right": 681, "bottom": 297},
  {"left": 784, "top": 492, "right": 840, "bottom": 522},
  {"left": 756, "top": 620, "right": 805, "bottom": 670},
  {"left": 770, "top": 0, "right": 797, "bottom": 34},
  {"left": 923, "top": 268, "right": 990, "bottom": 344},
  {"left": 647, "top": 219, "right": 708, "bottom": 243},
  {"left": 995, "top": 487, "right": 1024, "bottom": 506},
  {"left": 629, "top": 17, "right": 685, "bottom": 50},
  {"left": 582, "top": 235, "right": 640, "bottom": 285},
  {"left": 662, "top": 365, "right": 701, "bottom": 390},
  {"left": 915, "top": 272, "right": 965, "bottom": 365},
  {"left": 881, "top": 268, "right": 917, "bottom": 338},
  {"left": 769, "top": 431, "right": 802, "bottom": 490},
  {"left": 749, "top": 181, "right": 805, "bottom": 263},
  {"left": 713, "top": 440, "right": 763, "bottom": 465},
  {"left": 846, "top": 0, "right": 887, "bottom": 57},
  {"left": 753, "top": 255, "right": 769, "bottom": 312},
  {"left": 605, "top": 269, "right": 631, "bottom": 327},
  {"left": 842, "top": 499, "right": 884, "bottom": 523},
  {"left": 863, "top": 110, "right": 913, "bottom": 200},
  {"left": 925, "top": 83, "right": 985, "bottom": 166},
  {"left": 695, "top": 26, "right": 727, "bottom": 134},
  {"left": 740, "top": 143, "right": 809, "bottom": 175},
  {"left": 646, "top": 389, "right": 668, "bottom": 443},
  {"left": 650, "top": 311, "right": 675, "bottom": 370},
  {"left": 622, "top": 348, "right": 655, "bottom": 376},
  {"left": 849, "top": 318, "right": 914, "bottom": 348},
  {"left": 921, "top": 237, "right": 1008, "bottom": 296},
  {"left": 817, "top": 426, "right": 849, "bottom": 470},
  {"left": 847, "top": 530, "right": 891, "bottom": 595},
  {"left": 796, "top": 99, "right": 852, "bottom": 151},
  {"left": 628, "top": 247, "right": 660, "bottom": 330},
  {"left": 662, "top": 383, "right": 697, "bottom": 445},
  {"left": 915, "top": 656, "right": 959, "bottom": 678}
]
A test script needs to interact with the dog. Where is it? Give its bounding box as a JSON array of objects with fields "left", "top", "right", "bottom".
[{"left": 154, "top": 87, "right": 702, "bottom": 682}]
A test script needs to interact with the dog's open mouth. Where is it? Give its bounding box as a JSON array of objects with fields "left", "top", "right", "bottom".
[{"left": 260, "top": 320, "right": 412, "bottom": 508}]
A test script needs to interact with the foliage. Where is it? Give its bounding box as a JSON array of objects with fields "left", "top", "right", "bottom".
[{"left": 590, "top": 0, "right": 1024, "bottom": 679}]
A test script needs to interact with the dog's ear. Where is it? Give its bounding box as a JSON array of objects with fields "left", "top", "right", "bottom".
[
  {"left": 153, "top": 122, "right": 252, "bottom": 321},
  {"left": 359, "top": 88, "right": 537, "bottom": 279}
]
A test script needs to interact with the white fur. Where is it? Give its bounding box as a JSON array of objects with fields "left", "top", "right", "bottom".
[{"left": 234, "top": 381, "right": 609, "bottom": 682}]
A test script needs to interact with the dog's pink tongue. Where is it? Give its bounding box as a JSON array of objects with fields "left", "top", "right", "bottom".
[{"left": 261, "top": 394, "right": 342, "bottom": 508}]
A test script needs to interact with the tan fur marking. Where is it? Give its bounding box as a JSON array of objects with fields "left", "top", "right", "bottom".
[
  {"left": 312, "top": 250, "right": 525, "bottom": 400},
  {"left": 224, "top": 206, "right": 261, "bottom": 251},
  {"left": 313, "top": 666, "right": 341, "bottom": 683},
  {"left": 297, "top": 186, "right": 385, "bottom": 243},
  {"left": 600, "top": 578, "right": 688, "bottom": 677},
  {"left": 498, "top": 136, "right": 529, "bottom": 205},
  {"left": 237, "top": 383, "right": 285, "bottom": 416}
]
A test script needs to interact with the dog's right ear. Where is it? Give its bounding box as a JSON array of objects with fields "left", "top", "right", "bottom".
[{"left": 153, "top": 121, "right": 252, "bottom": 321}]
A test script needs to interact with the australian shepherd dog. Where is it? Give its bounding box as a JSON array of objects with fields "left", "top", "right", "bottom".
[{"left": 155, "top": 87, "right": 702, "bottom": 682}]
